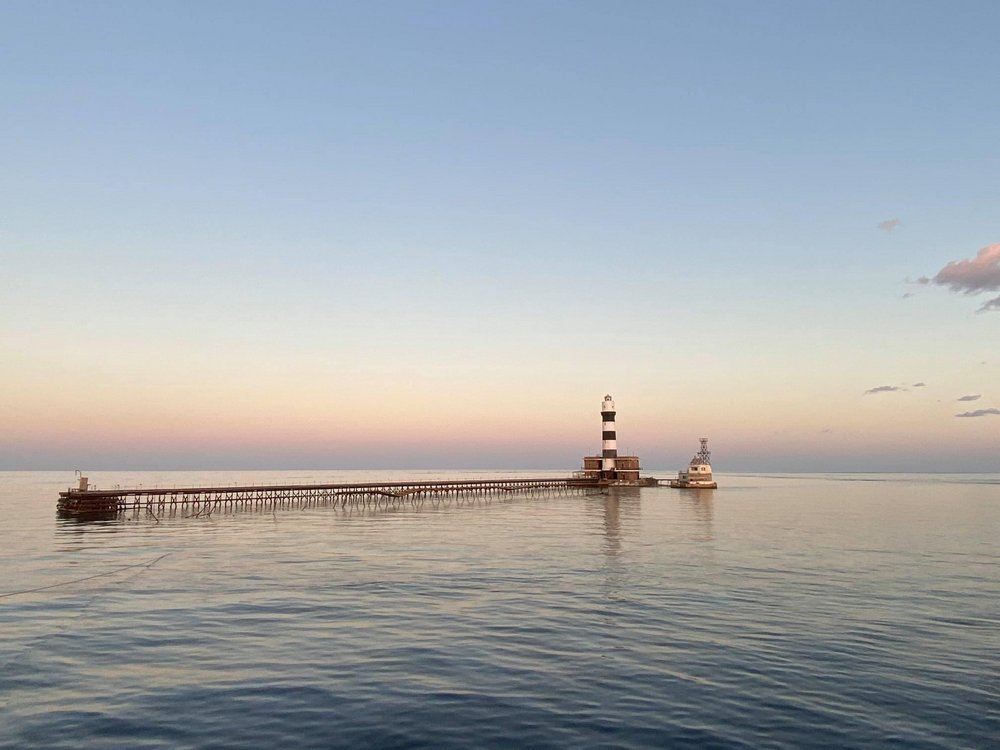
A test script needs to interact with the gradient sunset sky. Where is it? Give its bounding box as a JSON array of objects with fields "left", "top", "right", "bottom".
[{"left": 2, "top": 1, "right": 998, "bottom": 471}]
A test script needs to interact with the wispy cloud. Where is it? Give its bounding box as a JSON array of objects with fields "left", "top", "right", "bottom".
[
  {"left": 878, "top": 218, "right": 902, "bottom": 232},
  {"left": 912, "top": 382, "right": 926, "bottom": 387},
  {"left": 955, "top": 407, "right": 1000, "bottom": 418},
  {"left": 918, "top": 244, "right": 1000, "bottom": 312},
  {"left": 957, "top": 394, "right": 981, "bottom": 402},
  {"left": 864, "top": 385, "right": 901, "bottom": 395}
]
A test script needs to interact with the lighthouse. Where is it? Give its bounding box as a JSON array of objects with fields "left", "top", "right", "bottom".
[
  {"left": 578, "top": 395, "right": 642, "bottom": 484},
  {"left": 601, "top": 394, "right": 617, "bottom": 477}
]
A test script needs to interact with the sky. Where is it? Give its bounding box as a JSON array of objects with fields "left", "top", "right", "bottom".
[{"left": 2, "top": 1, "right": 998, "bottom": 472}]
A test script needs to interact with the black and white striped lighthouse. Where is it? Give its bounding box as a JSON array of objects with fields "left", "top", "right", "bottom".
[{"left": 601, "top": 394, "right": 617, "bottom": 477}]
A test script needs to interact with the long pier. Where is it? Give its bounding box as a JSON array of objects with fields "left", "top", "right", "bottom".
[{"left": 58, "top": 477, "right": 599, "bottom": 515}]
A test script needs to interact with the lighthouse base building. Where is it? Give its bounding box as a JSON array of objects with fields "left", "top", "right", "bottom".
[{"left": 579, "top": 454, "right": 642, "bottom": 484}]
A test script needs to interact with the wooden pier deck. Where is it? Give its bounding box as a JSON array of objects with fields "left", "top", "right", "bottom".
[{"left": 57, "top": 477, "right": 599, "bottom": 515}]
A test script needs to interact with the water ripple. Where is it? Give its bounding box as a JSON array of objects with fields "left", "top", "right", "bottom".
[{"left": 0, "top": 471, "right": 997, "bottom": 748}]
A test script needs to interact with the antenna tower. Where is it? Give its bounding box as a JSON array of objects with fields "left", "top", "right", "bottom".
[{"left": 697, "top": 438, "right": 711, "bottom": 463}]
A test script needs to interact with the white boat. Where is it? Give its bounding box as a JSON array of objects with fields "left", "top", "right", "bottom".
[{"left": 668, "top": 438, "right": 717, "bottom": 489}]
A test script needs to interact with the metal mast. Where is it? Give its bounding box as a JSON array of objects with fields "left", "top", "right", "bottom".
[{"left": 697, "top": 438, "right": 711, "bottom": 463}]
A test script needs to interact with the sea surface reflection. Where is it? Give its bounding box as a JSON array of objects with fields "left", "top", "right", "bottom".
[{"left": 1, "top": 470, "right": 998, "bottom": 749}]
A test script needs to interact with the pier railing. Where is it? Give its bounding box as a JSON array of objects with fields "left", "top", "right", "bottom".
[{"left": 58, "top": 477, "right": 599, "bottom": 514}]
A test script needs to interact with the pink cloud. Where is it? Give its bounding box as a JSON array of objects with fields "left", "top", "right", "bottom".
[{"left": 919, "top": 244, "right": 1000, "bottom": 312}]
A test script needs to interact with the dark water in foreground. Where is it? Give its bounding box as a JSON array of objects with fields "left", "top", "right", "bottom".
[{"left": 1, "top": 470, "right": 997, "bottom": 749}]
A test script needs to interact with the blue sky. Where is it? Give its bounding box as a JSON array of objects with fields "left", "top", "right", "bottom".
[{"left": 2, "top": 1, "right": 998, "bottom": 471}]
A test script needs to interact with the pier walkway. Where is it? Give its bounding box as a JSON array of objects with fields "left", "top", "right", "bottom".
[{"left": 58, "top": 477, "right": 599, "bottom": 515}]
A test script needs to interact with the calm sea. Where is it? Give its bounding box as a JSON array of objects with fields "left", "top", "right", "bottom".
[{"left": 1, "top": 470, "right": 997, "bottom": 749}]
